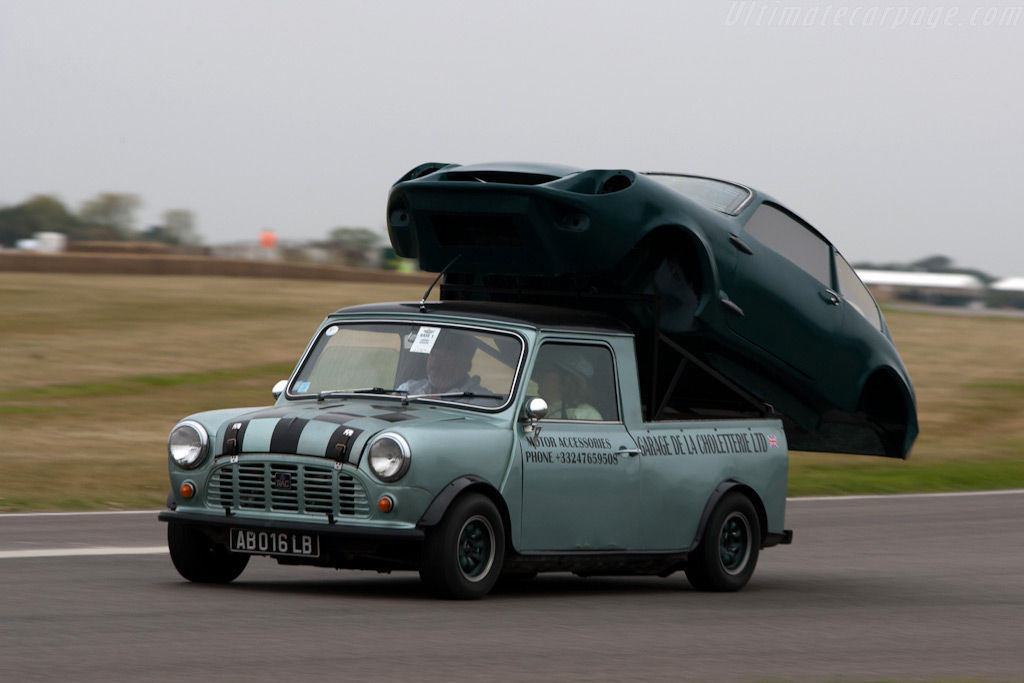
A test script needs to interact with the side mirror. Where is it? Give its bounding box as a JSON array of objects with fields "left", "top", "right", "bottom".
[
  {"left": 271, "top": 379, "right": 288, "bottom": 400},
  {"left": 523, "top": 397, "right": 548, "bottom": 441},
  {"left": 525, "top": 397, "right": 548, "bottom": 420}
]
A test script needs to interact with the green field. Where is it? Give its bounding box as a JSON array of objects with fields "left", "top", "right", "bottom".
[{"left": 1, "top": 272, "right": 1023, "bottom": 511}]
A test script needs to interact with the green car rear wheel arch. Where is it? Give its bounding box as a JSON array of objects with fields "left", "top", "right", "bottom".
[
  {"left": 685, "top": 492, "right": 761, "bottom": 592},
  {"left": 419, "top": 493, "right": 505, "bottom": 599}
]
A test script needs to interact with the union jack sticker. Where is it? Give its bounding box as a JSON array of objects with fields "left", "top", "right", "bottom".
[{"left": 768, "top": 435, "right": 779, "bottom": 448}]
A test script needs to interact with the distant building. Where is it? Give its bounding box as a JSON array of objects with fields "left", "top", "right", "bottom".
[
  {"left": 16, "top": 232, "right": 67, "bottom": 253},
  {"left": 857, "top": 269, "right": 985, "bottom": 307},
  {"left": 988, "top": 277, "right": 1024, "bottom": 309},
  {"left": 991, "top": 277, "right": 1024, "bottom": 291}
]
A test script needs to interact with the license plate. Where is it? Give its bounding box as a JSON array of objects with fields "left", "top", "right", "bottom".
[{"left": 230, "top": 529, "right": 320, "bottom": 558}]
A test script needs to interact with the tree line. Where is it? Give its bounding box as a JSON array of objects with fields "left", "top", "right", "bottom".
[
  {"left": 0, "top": 193, "right": 387, "bottom": 260},
  {"left": 0, "top": 193, "right": 198, "bottom": 248}
]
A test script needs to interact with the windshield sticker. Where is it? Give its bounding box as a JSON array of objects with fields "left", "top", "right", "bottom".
[
  {"left": 324, "top": 326, "right": 339, "bottom": 337},
  {"left": 297, "top": 381, "right": 311, "bottom": 393},
  {"left": 410, "top": 326, "right": 441, "bottom": 354}
]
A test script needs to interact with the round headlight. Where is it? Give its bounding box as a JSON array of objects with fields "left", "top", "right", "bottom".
[
  {"left": 168, "top": 421, "right": 209, "bottom": 469},
  {"left": 367, "top": 433, "right": 411, "bottom": 482}
]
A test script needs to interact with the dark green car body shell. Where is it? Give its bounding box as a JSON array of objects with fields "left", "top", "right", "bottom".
[{"left": 386, "top": 162, "right": 917, "bottom": 459}]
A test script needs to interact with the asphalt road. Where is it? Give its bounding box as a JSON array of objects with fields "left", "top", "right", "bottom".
[{"left": 2, "top": 492, "right": 1023, "bottom": 682}]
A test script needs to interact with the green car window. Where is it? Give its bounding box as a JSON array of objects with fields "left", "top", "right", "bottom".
[
  {"left": 836, "top": 253, "right": 883, "bottom": 331},
  {"left": 744, "top": 203, "right": 832, "bottom": 287},
  {"left": 529, "top": 343, "right": 619, "bottom": 421}
]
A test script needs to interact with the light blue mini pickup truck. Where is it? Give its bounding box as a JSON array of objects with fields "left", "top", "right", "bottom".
[{"left": 161, "top": 300, "right": 791, "bottom": 598}]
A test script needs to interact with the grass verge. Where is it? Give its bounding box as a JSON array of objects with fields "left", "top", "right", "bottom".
[{"left": 1, "top": 273, "right": 1023, "bottom": 510}]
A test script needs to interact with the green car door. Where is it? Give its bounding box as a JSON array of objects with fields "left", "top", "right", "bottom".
[{"left": 726, "top": 202, "right": 843, "bottom": 381}]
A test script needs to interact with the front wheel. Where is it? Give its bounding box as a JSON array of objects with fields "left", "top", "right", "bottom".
[
  {"left": 685, "top": 492, "right": 760, "bottom": 592},
  {"left": 167, "top": 521, "right": 249, "bottom": 584},
  {"left": 419, "top": 493, "right": 505, "bottom": 599}
]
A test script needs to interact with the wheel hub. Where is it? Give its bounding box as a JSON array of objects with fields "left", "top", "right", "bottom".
[
  {"left": 719, "top": 512, "right": 751, "bottom": 574},
  {"left": 457, "top": 516, "right": 493, "bottom": 580}
]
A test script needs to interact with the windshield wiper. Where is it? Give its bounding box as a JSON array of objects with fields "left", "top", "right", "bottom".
[
  {"left": 317, "top": 387, "right": 408, "bottom": 402},
  {"left": 402, "top": 391, "right": 506, "bottom": 405}
]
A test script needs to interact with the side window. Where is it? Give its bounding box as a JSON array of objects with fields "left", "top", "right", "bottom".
[
  {"left": 744, "top": 203, "right": 832, "bottom": 286},
  {"left": 835, "top": 253, "right": 883, "bottom": 331},
  {"left": 528, "top": 344, "right": 618, "bottom": 421}
]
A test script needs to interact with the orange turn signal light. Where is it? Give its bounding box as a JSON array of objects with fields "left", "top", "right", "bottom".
[
  {"left": 377, "top": 495, "right": 394, "bottom": 513},
  {"left": 179, "top": 482, "right": 196, "bottom": 499}
]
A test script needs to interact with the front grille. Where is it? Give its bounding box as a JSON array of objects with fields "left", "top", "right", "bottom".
[{"left": 208, "top": 461, "right": 371, "bottom": 518}]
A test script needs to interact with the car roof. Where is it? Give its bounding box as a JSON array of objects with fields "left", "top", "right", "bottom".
[{"left": 332, "top": 300, "right": 633, "bottom": 335}]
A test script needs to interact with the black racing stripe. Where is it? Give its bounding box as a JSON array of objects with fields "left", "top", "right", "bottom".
[
  {"left": 312, "top": 413, "right": 360, "bottom": 426},
  {"left": 269, "top": 417, "right": 309, "bottom": 454},
  {"left": 326, "top": 426, "right": 363, "bottom": 462},
  {"left": 376, "top": 412, "right": 416, "bottom": 423},
  {"left": 222, "top": 419, "right": 250, "bottom": 455}
]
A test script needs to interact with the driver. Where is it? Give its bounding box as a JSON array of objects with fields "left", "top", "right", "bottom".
[{"left": 398, "top": 332, "right": 483, "bottom": 395}]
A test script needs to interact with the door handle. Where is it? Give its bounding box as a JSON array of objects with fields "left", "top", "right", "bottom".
[
  {"left": 617, "top": 448, "right": 641, "bottom": 457},
  {"left": 729, "top": 234, "right": 754, "bottom": 255}
]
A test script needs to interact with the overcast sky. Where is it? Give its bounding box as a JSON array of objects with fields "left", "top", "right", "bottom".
[{"left": 2, "top": 1, "right": 1022, "bottom": 276}]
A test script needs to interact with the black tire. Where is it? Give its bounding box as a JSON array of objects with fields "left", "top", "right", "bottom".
[
  {"left": 684, "top": 492, "right": 760, "bottom": 592},
  {"left": 167, "top": 521, "right": 249, "bottom": 584},
  {"left": 419, "top": 493, "right": 505, "bottom": 599}
]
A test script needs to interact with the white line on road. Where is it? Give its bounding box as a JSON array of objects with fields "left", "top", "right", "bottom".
[
  {"left": 0, "top": 510, "right": 159, "bottom": 518},
  {"left": 0, "top": 546, "right": 167, "bottom": 559},
  {"left": 789, "top": 489, "right": 1024, "bottom": 502}
]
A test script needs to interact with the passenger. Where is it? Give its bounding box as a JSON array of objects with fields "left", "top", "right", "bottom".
[{"left": 536, "top": 355, "right": 603, "bottom": 420}]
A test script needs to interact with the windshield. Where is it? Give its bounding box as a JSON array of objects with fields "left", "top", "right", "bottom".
[
  {"left": 288, "top": 321, "right": 524, "bottom": 410},
  {"left": 645, "top": 174, "right": 752, "bottom": 215}
]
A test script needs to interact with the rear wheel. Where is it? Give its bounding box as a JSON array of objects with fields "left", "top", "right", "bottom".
[
  {"left": 419, "top": 493, "right": 505, "bottom": 599},
  {"left": 685, "top": 492, "right": 760, "bottom": 592},
  {"left": 167, "top": 521, "right": 249, "bottom": 584}
]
